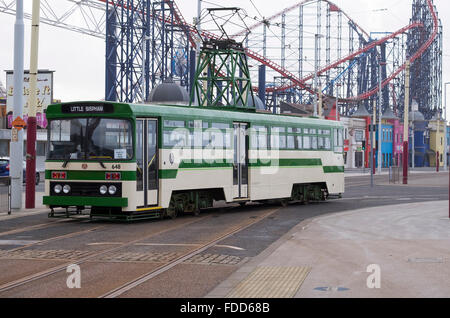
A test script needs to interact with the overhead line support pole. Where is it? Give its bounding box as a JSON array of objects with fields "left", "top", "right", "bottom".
[
  {"left": 26, "top": 0, "right": 41, "bottom": 209},
  {"left": 10, "top": 0, "right": 25, "bottom": 210},
  {"left": 403, "top": 60, "right": 410, "bottom": 185}
]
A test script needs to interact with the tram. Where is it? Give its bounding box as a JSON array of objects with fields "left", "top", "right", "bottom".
[{"left": 43, "top": 101, "right": 345, "bottom": 220}]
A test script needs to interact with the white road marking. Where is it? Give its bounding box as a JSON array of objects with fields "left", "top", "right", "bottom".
[
  {"left": 87, "top": 242, "right": 246, "bottom": 251},
  {"left": 215, "top": 244, "right": 245, "bottom": 251},
  {"left": 86, "top": 242, "right": 123, "bottom": 246},
  {"left": 0, "top": 240, "right": 41, "bottom": 245}
]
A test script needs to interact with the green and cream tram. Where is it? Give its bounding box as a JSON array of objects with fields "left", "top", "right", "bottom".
[{"left": 44, "top": 101, "right": 344, "bottom": 220}]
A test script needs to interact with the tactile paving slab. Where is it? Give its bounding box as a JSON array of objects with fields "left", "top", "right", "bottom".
[{"left": 227, "top": 266, "right": 311, "bottom": 298}]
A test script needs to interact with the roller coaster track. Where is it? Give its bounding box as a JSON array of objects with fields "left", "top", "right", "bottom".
[
  {"left": 167, "top": 0, "right": 438, "bottom": 103},
  {"left": 349, "top": 0, "right": 438, "bottom": 101},
  {"left": 0, "top": 0, "right": 439, "bottom": 104},
  {"left": 264, "top": 21, "right": 423, "bottom": 98},
  {"left": 232, "top": 0, "right": 437, "bottom": 103},
  {"left": 232, "top": 0, "right": 370, "bottom": 41}
]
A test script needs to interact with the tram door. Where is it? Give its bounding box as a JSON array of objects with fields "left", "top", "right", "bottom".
[
  {"left": 233, "top": 123, "right": 248, "bottom": 199},
  {"left": 136, "top": 119, "right": 159, "bottom": 209}
]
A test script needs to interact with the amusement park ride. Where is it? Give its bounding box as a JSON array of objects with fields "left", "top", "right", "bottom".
[{"left": 0, "top": 0, "right": 443, "bottom": 120}]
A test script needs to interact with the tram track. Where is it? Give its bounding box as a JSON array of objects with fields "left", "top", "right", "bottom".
[
  {"left": 0, "top": 213, "right": 214, "bottom": 294},
  {"left": 100, "top": 206, "right": 281, "bottom": 298},
  {"left": 0, "top": 218, "right": 83, "bottom": 239},
  {"left": 0, "top": 204, "right": 281, "bottom": 297}
]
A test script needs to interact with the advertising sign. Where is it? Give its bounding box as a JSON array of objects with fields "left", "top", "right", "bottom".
[{"left": 5, "top": 70, "right": 54, "bottom": 128}]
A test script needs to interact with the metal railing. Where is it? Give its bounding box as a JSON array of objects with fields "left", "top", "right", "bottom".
[
  {"left": 0, "top": 176, "right": 11, "bottom": 214},
  {"left": 389, "top": 165, "right": 401, "bottom": 184}
]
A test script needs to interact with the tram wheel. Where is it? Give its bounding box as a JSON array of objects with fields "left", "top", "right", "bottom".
[{"left": 166, "top": 200, "right": 178, "bottom": 219}]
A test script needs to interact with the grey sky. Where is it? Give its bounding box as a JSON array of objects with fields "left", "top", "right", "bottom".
[{"left": 0, "top": 0, "right": 448, "bottom": 114}]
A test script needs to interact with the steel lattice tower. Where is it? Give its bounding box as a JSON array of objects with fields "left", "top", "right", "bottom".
[
  {"left": 406, "top": 0, "right": 442, "bottom": 120},
  {"left": 105, "top": 0, "right": 191, "bottom": 103}
]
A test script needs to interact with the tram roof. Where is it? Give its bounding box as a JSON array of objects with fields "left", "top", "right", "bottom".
[{"left": 46, "top": 101, "right": 343, "bottom": 128}]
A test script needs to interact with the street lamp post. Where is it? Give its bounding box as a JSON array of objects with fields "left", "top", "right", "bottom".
[
  {"left": 10, "top": 0, "right": 24, "bottom": 210},
  {"left": 403, "top": 60, "right": 410, "bottom": 184},
  {"left": 378, "top": 60, "right": 386, "bottom": 174},
  {"left": 313, "top": 34, "right": 323, "bottom": 117},
  {"left": 335, "top": 83, "right": 341, "bottom": 121},
  {"left": 446, "top": 82, "right": 450, "bottom": 219}
]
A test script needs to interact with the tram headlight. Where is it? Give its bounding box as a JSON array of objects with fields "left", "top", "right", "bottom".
[
  {"left": 99, "top": 185, "right": 108, "bottom": 195},
  {"left": 54, "top": 184, "right": 62, "bottom": 194},
  {"left": 108, "top": 185, "right": 117, "bottom": 195},
  {"left": 63, "top": 184, "right": 71, "bottom": 194}
]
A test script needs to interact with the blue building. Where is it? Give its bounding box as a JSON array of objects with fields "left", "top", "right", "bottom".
[
  {"left": 408, "top": 110, "right": 429, "bottom": 167},
  {"left": 375, "top": 124, "right": 394, "bottom": 168}
]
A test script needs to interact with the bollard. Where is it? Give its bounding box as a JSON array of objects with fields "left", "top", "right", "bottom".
[
  {"left": 403, "top": 141, "right": 408, "bottom": 185},
  {"left": 373, "top": 152, "right": 376, "bottom": 175},
  {"left": 436, "top": 151, "right": 439, "bottom": 173},
  {"left": 8, "top": 177, "right": 11, "bottom": 215}
]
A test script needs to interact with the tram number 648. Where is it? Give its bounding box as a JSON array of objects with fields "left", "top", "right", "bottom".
[{"left": 112, "top": 164, "right": 121, "bottom": 169}]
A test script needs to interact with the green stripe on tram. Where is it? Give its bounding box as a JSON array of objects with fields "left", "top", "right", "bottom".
[
  {"left": 43, "top": 196, "right": 128, "bottom": 207},
  {"left": 159, "top": 158, "right": 343, "bottom": 179},
  {"left": 322, "top": 166, "right": 345, "bottom": 173},
  {"left": 179, "top": 161, "right": 233, "bottom": 169},
  {"left": 249, "top": 158, "right": 323, "bottom": 167}
]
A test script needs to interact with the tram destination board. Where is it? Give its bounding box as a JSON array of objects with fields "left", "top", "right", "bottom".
[{"left": 61, "top": 103, "right": 114, "bottom": 114}]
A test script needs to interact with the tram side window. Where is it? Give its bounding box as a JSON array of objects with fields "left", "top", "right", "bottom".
[
  {"left": 164, "top": 120, "right": 185, "bottom": 128},
  {"left": 163, "top": 120, "right": 188, "bottom": 148},
  {"left": 287, "top": 135, "right": 295, "bottom": 149},
  {"left": 211, "top": 122, "right": 231, "bottom": 149},
  {"left": 270, "top": 127, "right": 286, "bottom": 149},
  {"left": 163, "top": 129, "right": 188, "bottom": 147},
  {"left": 303, "top": 135, "right": 311, "bottom": 149},
  {"left": 311, "top": 136, "right": 318, "bottom": 150},
  {"left": 325, "top": 137, "right": 331, "bottom": 150},
  {"left": 296, "top": 135, "right": 303, "bottom": 149},
  {"left": 318, "top": 137, "right": 324, "bottom": 149},
  {"left": 333, "top": 128, "right": 344, "bottom": 153},
  {"left": 251, "top": 125, "right": 268, "bottom": 150}
]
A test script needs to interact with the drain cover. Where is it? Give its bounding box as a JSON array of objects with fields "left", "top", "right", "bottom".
[
  {"left": 407, "top": 257, "right": 444, "bottom": 263},
  {"left": 314, "top": 286, "right": 350, "bottom": 292}
]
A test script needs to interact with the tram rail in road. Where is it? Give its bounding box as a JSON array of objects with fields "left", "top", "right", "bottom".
[
  {"left": 0, "top": 205, "right": 281, "bottom": 297},
  {"left": 100, "top": 207, "right": 281, "bottom": 298},
  {"left": 0, "top": 212, "right": 216, "bottom": 294}
]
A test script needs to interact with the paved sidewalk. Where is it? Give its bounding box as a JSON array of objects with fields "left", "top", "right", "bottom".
[
  {"left": 345, "top": 167, "right": 447, "bottom": 177},
  {"left": 207, "top": 200, "right": 450, "bottom": 298},
  {"left": 0, "top": 191, "right": 47, "bottom": 220}
]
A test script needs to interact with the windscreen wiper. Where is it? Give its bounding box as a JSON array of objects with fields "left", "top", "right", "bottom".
[
  {"left": 62, "top": 154, "right": 72, "bottom": 168},
  {"left": 95, "top": 159, "right": 106, "bottom": 169},
  {"left": 88, "top": 157, "right": 107, "bottom": 169}
]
